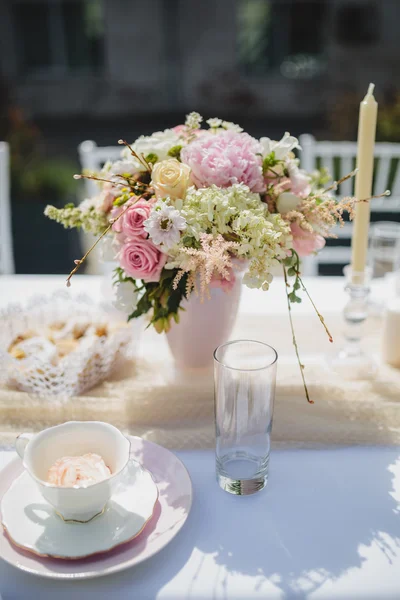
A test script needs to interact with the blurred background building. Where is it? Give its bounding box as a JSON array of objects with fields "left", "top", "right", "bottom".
[{"left": 0, "top": 0, "right": 399, "bottom": 272}]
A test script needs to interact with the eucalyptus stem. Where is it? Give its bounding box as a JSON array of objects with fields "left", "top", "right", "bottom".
[{"left": 283, "top": 265, "right": 313, "bottom": 404}]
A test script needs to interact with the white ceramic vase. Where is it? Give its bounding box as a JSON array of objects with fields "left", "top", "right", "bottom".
[{"left": 166, "top": 277, "right": 243, "bottom": 369}]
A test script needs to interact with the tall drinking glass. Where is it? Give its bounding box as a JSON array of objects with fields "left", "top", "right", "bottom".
[
  {"left": 214, "top": 340, "right": 278, "bottom": 495},
  {"left": 370, "top": 221, "right": 400, "bottom": 278}
]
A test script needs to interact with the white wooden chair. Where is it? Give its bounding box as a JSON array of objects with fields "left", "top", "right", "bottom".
[
  {"left": 78, "top": 140, "right": 122, "bottom": 274},
  {"left": 0, "top": 142, "right": 15, "bottom": 274},
  {"left": 299, "top": 134, "right": 400, "bottom": 275},
  {"left": 78, "top": 140, "right": 122, "bottom": 197}
]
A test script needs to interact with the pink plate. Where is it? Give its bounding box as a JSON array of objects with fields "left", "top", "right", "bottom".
[{"left": 0, "top": 436, "right": 193, "bottom": 580}]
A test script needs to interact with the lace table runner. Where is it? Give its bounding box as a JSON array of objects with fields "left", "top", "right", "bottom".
[{"left": 1, "top": 311, "right": 399, "bottom": 449}]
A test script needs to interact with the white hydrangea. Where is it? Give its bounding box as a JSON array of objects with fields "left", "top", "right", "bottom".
[
  {"left": 121, "top": 129, "right": 181, "bottom": 164},
  {"left": 175, "top": 184, "right": 292, "bottom": 289}
]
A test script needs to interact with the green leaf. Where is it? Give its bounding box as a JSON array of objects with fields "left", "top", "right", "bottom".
[
  {"left": 283, "top": 254, "right": 295, "bottom": 267},
  {"left": 128, "top": 293, "right": 152, "bottom": 321},
  {"left": 126, "top": 268, "right": 188, "bottom": 332},
  {"left": 287, "top": 267, "right": 296, "bottom": 277},
  {"left": 167, "top": 145, "right": 183, "bottom": 161},
  {"left": 145, "top": 153, "right": 158, "bottom": 164},
  {"left": 262, "top": 151, "right": 278, "bottom": 175}
]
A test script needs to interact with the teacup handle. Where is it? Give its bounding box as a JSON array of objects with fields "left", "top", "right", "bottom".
[{"left": 15, "top": 433, "right": 34, "bottom": 459}]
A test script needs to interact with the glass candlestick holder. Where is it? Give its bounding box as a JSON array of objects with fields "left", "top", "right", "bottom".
[{"left": 328, "top": 265, "right": 377, "bottom": 380}]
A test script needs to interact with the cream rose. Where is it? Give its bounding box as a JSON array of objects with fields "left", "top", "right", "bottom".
[{"left": 151, "top": 159, "right": 191, "bottom": 201}]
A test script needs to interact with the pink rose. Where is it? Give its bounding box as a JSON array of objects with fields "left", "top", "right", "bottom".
[
  {"left": 119, "top": 238, "right": 167, "bottom": 282},
  {"left": 181, "top": 130, "right": 265, "bottom": 193},
  {"left": 290, "top": 223, "right": 325, "bottom": 257},
  {"left": 120, "top": 199, "right": 154, "bottom": 239}
]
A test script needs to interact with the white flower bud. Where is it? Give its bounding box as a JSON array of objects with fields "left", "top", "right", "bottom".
[
  {"left": 112, "top": 281, "right": 139, "bottom": 315},
  {"left": 276, "top": 192, "right": 301, "bottom": 214}
]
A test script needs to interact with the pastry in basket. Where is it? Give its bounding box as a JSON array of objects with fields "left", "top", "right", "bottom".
[
  {"left": 7, "top": 318, "right": 118, "bottom": 365},
  {"left": 2, "top": 294, "right": 134, "bottom": 396}
]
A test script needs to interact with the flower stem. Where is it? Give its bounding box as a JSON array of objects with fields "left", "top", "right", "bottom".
[
  {"left": 267, "top": 168, "right": 282, "bottom": 178},
  {"left": 118, "top": 140, "right": 152, "bottom": 173},
  {"left": 320, "top": 168, "right": 358, "bottom": 195},
  {"left": 66, "top": 196, "right": 141, "bottom": 286},
  {"left": 283, "top": 265, "right": 314, "bottom": 404},
  {"left": 74, "top": 173, "right": 123, "bottom": 185},
  {"left": 297, "top": 275, "right": 333, "bottom": 343}
]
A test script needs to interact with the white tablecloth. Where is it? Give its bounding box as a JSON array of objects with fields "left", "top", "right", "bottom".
[
  {"left": 1, "top": 448, "right": 400, "bottom": 599},
  {"left": 0, "top": 275, "right": 400, "bottom": 599}
]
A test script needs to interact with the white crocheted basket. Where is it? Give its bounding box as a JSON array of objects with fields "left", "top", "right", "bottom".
[{"left": 0, "top": 291, "right": 137, "bottom": 397}]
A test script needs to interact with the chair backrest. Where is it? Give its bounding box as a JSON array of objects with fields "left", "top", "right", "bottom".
[
  {"left": 299, "top": 134, "right": 400, "bottom": 275},
  {"left": 0, "top": 142, "right": 15, "bottom": 274},
  {"left": 78, "top": 140, "right": 122, "bottom": 197}
]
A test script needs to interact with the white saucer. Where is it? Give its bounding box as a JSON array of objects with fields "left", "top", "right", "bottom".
[{"left": 1, "top": 459, "right": 158, "bottom": 559}]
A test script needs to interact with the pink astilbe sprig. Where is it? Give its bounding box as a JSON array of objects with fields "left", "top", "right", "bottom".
[
  {"left": 287, "top": 168, "right": 391, "bottom": 239},
  {"left": 173, "top": 234, "right": 240, "bottom": 300},
  {"left": 294, "top": 194, "right": 357, "bottom": 238},
  {"left": 285, "top": 210, "right": 315, "bottom": 233}
]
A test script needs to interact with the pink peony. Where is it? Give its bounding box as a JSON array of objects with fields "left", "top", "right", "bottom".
[
  {"left": 181, "top": 130, "right": 265, "bottom": 193},
  {"left": 119, "top": 238, "right": 167, "bottom": 282},
  {"left": 290, "top": 223, "right": 325, "bottom": 257}
]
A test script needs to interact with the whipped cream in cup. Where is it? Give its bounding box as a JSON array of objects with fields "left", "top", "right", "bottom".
[
  {"left": 16, "top": 422, "right": 130, "bottom": 522},
  {"left": 47, "top": 453, "right": 111, "bottom": 488}
]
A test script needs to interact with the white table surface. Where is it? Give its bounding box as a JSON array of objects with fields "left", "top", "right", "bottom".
[{"left": 0, "top": 275, "right": 399, "bottom": 600}]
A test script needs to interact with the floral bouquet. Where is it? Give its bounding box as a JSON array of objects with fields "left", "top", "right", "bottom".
[{"left": 46, "top": 113, "right": 365, "bottom": 402}]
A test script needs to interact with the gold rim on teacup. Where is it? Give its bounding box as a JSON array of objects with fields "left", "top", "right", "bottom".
[{"left": 15, "top": 421, "right": 132, "bottom": 523}]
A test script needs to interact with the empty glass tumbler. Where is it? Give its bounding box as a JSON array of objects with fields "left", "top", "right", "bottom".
[
  {"left": 214, "top": 340, "right": 277, "bottom": 495},
  {"left": 370, "top": 221, "right": 400, "bottom": 278}
]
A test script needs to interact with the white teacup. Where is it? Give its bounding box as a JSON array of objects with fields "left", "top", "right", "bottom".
[{"left": 16, "top": 421, "right": 131, "bottom": 522}]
